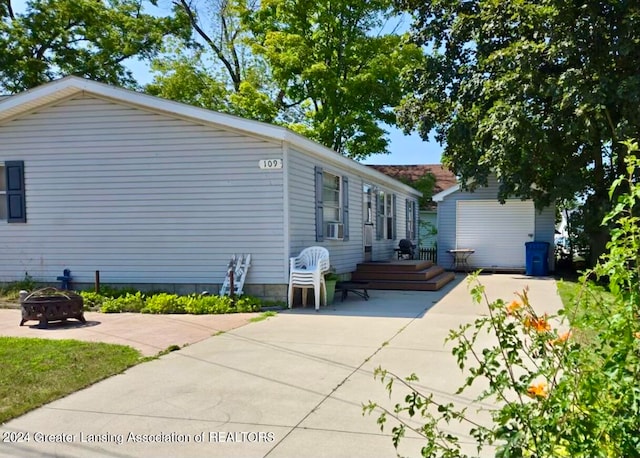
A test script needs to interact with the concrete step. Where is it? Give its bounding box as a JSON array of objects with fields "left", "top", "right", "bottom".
[
  {"left": 365, "top": 272, "right": 456, "bottom": 292},
  {"left": 351, "top": 265, "right": 445, "bottom": 282},
  {"left": 355, "top": 260, "right": 433, "bottom": 273}
]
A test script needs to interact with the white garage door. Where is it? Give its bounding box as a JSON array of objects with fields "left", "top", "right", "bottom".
[{"left": 456, "top": 200, "right": 534, "bottom": 269}]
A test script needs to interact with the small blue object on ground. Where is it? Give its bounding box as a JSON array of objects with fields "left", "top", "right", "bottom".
[{"left": 525, "top": 242, "right": 550, "bottom": 276}]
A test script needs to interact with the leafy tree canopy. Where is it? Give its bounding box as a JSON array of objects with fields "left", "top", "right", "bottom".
[
  {"left": 153, "top": 0, "right": 424, "bottom": 159},
  {"left": 147, "top": 0, "right": 281, "bottom": 123},
  {"left": 396, "top": 0, "right": 640, "bottom": 260},
  {"left": 0, "top": 0, "right": 188, "bottom": 93},
  {"left": 246, "top": 0, "right": 424, "bottom": 159}
]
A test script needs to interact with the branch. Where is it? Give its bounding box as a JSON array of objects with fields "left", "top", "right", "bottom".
[
  {"left": 33, "top": 19, "right": 81, "bottom": 60},
  {"left": 220, "top": 9, "right": 242, "bottom": 90},
  {"left": 4, "top": 0, "right": 14, "bottom": 20},
  {"left": 174, "top": 0, "right": 241, "bottom": 90}
]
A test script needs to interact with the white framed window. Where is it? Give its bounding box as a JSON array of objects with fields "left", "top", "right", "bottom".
[
  {"left": 314, "top": 166, "right": 349, "bottom": 241},
  {"left": 322, "top": 171, "right": 341, "bottom": 223},
  {"left": 363, "top": 184, "right": 373, "bottom": 224},
  {"left": 376, "top": 191, "right": 395, "bottom": 240}
]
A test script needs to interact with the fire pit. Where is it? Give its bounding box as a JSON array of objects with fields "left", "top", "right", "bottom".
[{"left": 20, "top": 287, "right": 85, "bottom": 329}]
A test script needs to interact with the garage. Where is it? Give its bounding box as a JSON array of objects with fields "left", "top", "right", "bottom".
[
  {"left": 433, "top": 176, "right": 555, "bottom": 273},
  {"left": 455, "top": 200, "right": 535, "bottom": 269}
]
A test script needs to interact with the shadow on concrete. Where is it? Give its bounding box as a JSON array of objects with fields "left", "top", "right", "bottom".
[
  {"left": 285, "top": 274, "right": 465, "bottom": 318},
  {"left": 23, "top": 319, "right": 101, "bottom": 331}
]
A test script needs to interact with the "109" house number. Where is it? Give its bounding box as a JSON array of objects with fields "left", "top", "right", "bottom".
[{"left": 259, "top": 159, "right": 283, "bottom": 169}]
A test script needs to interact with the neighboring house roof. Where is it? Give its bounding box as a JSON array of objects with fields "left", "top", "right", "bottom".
[
  {"left": 0, "top": 76, "right": 420, "bottom": 198},
  {"left": 368, "top": 164, "right": 458, "bottom": 209}
]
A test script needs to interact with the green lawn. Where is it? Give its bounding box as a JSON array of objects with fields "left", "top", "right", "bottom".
[
  {"left": 556, "top": 278, "right": 615, "bottom": 314},
  {"left": 0, "top": 337, "right": 141, "bottom": 423},
  {"left": 556, "top": 278, "right": 616, "bottom": 344}
]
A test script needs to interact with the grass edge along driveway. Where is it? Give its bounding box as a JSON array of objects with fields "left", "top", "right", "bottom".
[{"left": 0, "top": 337, "right": 141, "bottom": 424}]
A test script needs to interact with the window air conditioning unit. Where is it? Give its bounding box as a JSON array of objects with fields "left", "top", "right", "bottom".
[{"left": 326, "top": 222, "right": 344, "bottom": 240}]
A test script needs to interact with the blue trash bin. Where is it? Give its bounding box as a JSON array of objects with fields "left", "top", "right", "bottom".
[{"left": 525, "top": 242, "right": 550, "bottom": 276}]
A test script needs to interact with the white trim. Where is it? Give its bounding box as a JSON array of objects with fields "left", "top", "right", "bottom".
[
  {"left": 282, "top": 142, "right": 290, "bottom": 283},
  {"left": 432, "top": 184, "right": 460, "bottom": 202},
  {"left": 0, "top": 76, "right": 421, "bottom": 198}
]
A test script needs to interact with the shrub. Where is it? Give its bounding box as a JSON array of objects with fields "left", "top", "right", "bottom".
[
  {"left": 141, "top": 293, "right": 184, "bottom": 314},
  {"left": 79, "top": 291, "right": 106, "bottom": 310},
  {"left": 98, "top": 285, "right": 143, "bottom": 298},
  {"left": 234, "top": 295, "right": 264, "bottom": 312},
  {"left": 100, "top": 292, "right": 146, "bottom": 313},
  {"left": 180, "top": 295, "right": 234, "bottom": 314}
]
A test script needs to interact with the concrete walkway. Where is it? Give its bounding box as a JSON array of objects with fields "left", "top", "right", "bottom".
[
  {"left": 0, "top": 309, "right": 257, "bottom": 356},
  {"left": 0, "top": 274, "right": 563, "bottom": 458}
]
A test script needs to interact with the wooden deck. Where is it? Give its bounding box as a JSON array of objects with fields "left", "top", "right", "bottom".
[{"left": 350, "top": 260, "right": 455, "bottom": 291}]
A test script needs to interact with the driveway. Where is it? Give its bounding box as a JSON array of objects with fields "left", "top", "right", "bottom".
[{"left": 0, "top": 274, "right": 563, "bottom": 458}]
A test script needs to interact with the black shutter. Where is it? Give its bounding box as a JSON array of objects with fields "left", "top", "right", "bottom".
[
  {"left": 392, "top": 194, "right": 397, "bottom": 240},
  {"left": 405, "top": 199, "right": 410, "bottom": 239},
  {"left": 315, "top": 166, "right": 324, "bottom": 242},
  {"left": 375, "top": 192, "right": 381, "bottom": 240},
  {"left": 342, "top": 176, "right": 349, "bottom": 241},
  {"left": 6, "top": 161, "right": 26, "bottom": 223}
]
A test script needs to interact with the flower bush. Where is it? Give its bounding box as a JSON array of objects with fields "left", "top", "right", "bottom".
[{"left": 364, "top": 142, "right": 640, "bottom": 457}]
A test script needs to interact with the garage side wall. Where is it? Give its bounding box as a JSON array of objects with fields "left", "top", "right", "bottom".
[{"left": 437, "top": 178, "right": 556, "bottom": 272}]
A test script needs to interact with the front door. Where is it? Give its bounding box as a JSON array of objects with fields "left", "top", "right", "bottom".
[{"left": 363, "top": 184, "right": 374, "bottom": 261}]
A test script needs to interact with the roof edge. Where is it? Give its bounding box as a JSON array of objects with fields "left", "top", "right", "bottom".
[
  {"left": 0, "top": 76, "right": 421, "bottom": 197},
  {"left": 433, "top": 184, "right": 461, "bottom": 201}
]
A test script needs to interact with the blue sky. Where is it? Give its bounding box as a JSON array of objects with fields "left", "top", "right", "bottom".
[
  {"left": 362, "top": 128, "right": 443, "bottom": 166},
  {"left": 10, "top": 0, "right": 444, "bottom": 165}
]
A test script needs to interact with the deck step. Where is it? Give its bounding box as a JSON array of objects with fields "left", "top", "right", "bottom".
[
  {"left": 351, "top": 265, "right": 444, "bottom": 282},
  {"left": 365, "top": 272, "right": 456, "bottom": 291},
  {"left": 356, "top": 260, "right": 433, "bottom": 272}
]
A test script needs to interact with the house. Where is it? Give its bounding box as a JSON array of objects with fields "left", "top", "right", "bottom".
[
  {"left": 367, "top": 164, "right": 457, "bottom": 247},
  {"left": 0, "top": 77, "right": 421, "bottom": 300},
  {"left": 433, "top": 177, "right": 556, "bottom": 273}
]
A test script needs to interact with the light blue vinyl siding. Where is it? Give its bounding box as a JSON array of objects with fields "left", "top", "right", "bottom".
[
  {"left": 287, "top": 148, "right": 418, "bottom": 274},
  {"left": 0, "top": 96, "right": 286, "bottom": 285}
]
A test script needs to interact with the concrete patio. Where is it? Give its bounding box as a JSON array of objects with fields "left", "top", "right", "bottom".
[{"left": 0, "top": 273, "right": 564, "bottom": 458}]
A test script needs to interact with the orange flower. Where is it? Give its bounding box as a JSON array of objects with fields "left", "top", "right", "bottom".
[
  {"left": 549, "top": 330, "right": 571, "bottom": 346},
  {"left": 506, "top": 300, "right": 522, "bottom": 315},
  {"left": 524, "top": 314, "right": 551, "bottom": 332},
  {"left": 526, "top": 382, "right": 548, "bottom": 399}
]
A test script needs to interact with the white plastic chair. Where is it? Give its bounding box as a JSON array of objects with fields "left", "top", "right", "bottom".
[{"left": 288, "top": 246, "right": 330, "bottom": 311}]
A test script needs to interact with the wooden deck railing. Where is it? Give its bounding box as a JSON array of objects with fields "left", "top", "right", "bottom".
[{"left": 417, "top": 247, "right": 437, "bottom": 263}]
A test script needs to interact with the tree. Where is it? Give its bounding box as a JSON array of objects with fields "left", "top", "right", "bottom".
[
  {"left": 147, "top": 0, "right": 280, "bottom": 122},
  {"left": 395, "top": 0, "right": 640, "bottom": 263},
  {"left": 0, "top": 0, "right": 188, "bottom": 93},
  {"left": 246, "top": 0, "right": 424, "bottom": 159}
]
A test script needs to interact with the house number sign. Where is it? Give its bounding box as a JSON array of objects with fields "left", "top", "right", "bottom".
[{"left": 259, "top": 159, "right": 283, "bottom": 169}]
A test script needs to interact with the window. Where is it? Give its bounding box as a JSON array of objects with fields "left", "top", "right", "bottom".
[
  {"left": 406, "top": 200, "right": 417, "bottom": 240},
  {"left": 363, "top": 184, "right": 373, "bottom": 224},
  {"left": 2, "top": 161, "right": 26, "bottom": 223},
  {"left": 322, "top": 171, "right": 341, "bottom": 223},
  {"left": 314, "top": 166, "right": 349, "bottom": 241},
  {"left": 376, "top": 191, "right": 395, "bottom": 240}
]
